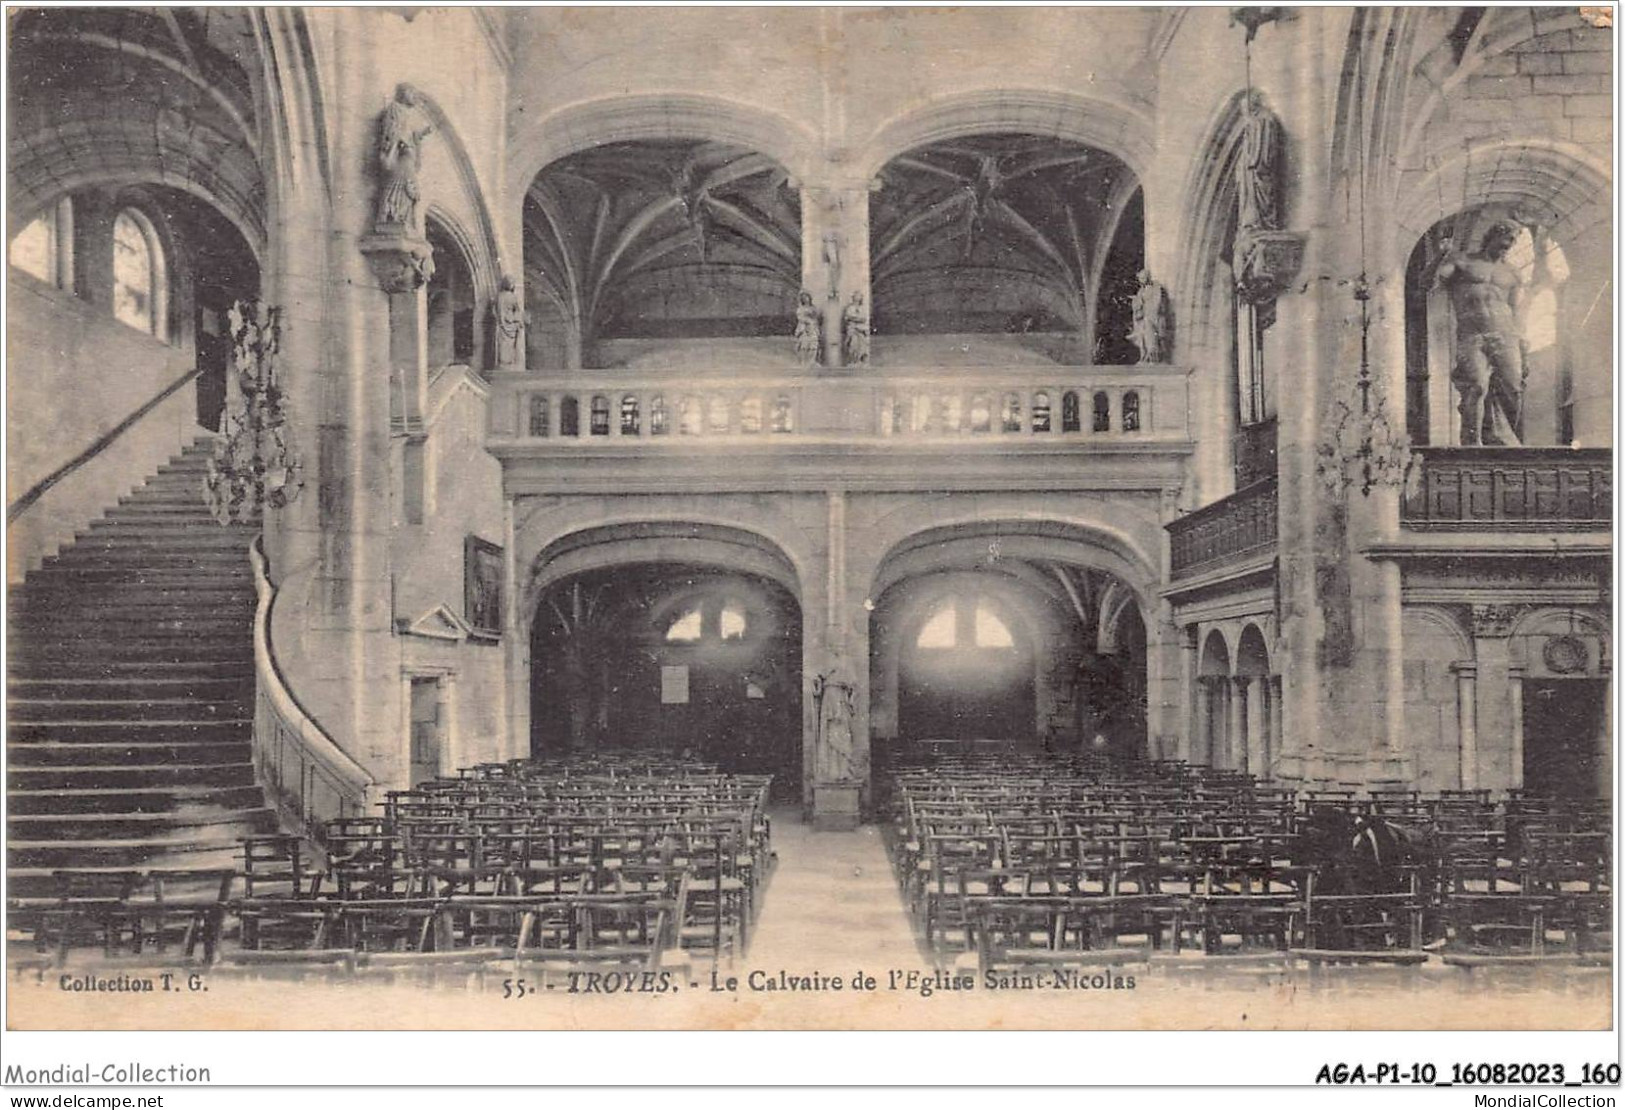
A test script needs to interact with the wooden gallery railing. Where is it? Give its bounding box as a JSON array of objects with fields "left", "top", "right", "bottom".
[
  {"left": 1167, "top": 478, "right": 1279, "bottom": 580},
  {"left": 1401, "top": 447, "right": 1612, "bottom": 530},
  {"left": 250, "top": 537, "right": 374, "bottom": 840}
]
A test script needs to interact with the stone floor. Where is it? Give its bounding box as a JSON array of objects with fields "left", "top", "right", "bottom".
[{"left": 747, "top": 810, "right": 927, "bottom": 972}]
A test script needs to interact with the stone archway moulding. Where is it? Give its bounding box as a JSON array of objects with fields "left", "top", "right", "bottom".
[
  {"left": 509, "top": 94, "right": 820, "bottom": 200},
  {"left": 853, "top": 87, "right": 1157, "bottom": 182}
]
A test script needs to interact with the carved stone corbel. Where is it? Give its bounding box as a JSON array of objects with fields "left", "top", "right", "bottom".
[
  {"left": 360, "top": 233, "right": 436, "bottom": 293},
  {"left": 1233, "top": 227, "right": 1305, "bottom": 310}
]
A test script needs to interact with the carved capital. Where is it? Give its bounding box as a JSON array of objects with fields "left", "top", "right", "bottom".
[
  {"left": 360, "top": 233, "right": 435, "bottom": 293},
  {"left": 1234, "top": 228, "right": 1305, "bottom": 307},
  {"left": 1470, "top": 603, "right": 1524, "bottom": 638}
]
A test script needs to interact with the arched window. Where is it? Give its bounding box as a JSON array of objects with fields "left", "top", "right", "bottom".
[
  {"left": 665, "top": 608, "right": 703, "bottom": 642},
  {"left": 528, "top": 395, "right": 551, "bottom": 437},
  {"left": 11, "top": 197, "right": 72, "bottom": 289},
  {"left": 719, "top": 603, "right": 748, "bottom": 641},
  {"left": 1092, "top": 391, "right": 1111, "bottom": 432},
  {"left": 590, "top": 394, "right": 611, "bottom": 435},
  {"left": 914, "top": 597, "right": 1017, "bottom": 651},
  {"left": 112, "top": 208, "right": 167, "bottom": 339},
  {"left": 1061, "top": 391, "right": 1081, "bottom": 433},
  {"left": 620, "top": 394, "right": 641, "bottom": 436},
  {"left": 650, "top": 394, "right": 669, "bottom": 436},
  {"left": 560, "top": 395, "right": 580, "bottom": 437}
]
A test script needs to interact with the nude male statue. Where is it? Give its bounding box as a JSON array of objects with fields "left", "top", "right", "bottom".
[{"left": 1434, "top": 220, "right": 1527, "bottom": 446}]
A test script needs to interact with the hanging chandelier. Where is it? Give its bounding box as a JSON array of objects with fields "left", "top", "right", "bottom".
[{"left": 205, "top": 300, "right": 304, "bottom": 525}]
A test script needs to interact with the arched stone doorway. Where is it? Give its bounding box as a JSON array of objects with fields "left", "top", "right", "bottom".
[
  {"left": 522, "top": 521, "right": 807, "bottom": 800},
  {"left": 867, "top": 522, "right": 1154, "bottom": 767}
]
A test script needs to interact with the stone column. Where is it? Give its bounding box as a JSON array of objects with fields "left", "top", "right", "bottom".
[
  {"left": 801, "top": 180, "right": 872, "bottom": 368},
  {"left": 1190, "top": 677, "right": 1210, "bottom": 766},
  {"left": 361, "top": 232, "right": 435, "bottom": 527},
  {"left": 1179, "top": 626, "right": 1200, "bottom": 763},
  {"left": 1243, "top": 675, "right": 1266, "bottom": 777},
  {"left": 1452, "top": 662, "right": 1478, "bottom": 790},
  {"left": 1225, "top": 677, "right": 1246, "bottom": 772},
  {"left": 1470, "top": 604, "right": 1523, "bottom": 792},
  {"left": 1507, "top": 664, "right": 1525, "bottom": 791}
]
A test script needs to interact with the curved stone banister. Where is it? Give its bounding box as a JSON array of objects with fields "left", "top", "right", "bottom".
[{"left": 250, "top": 536, "right": 374, "bottom": 838}]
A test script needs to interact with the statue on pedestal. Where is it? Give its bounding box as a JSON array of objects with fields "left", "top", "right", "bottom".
[
  {"left": 493, "top": 275, "right": 527, "bottom": 371},
  {"left": 1434, "top": 220, "right": 1528, "bottom": 445},
  {"left": 813, "top": 656, "right": 857, "bottom": 782},
  {"left": 375, "top": 84, "right": 434, "bottom": 234},
  {"left": 1130, "top": 268, "right": 1172, "bottom": 363},
  {"left": 841, "top": 292, "right": 870, "bottom": 366},
  {"left": 794, "top": 289, "right": 822, "bottom": 366}
]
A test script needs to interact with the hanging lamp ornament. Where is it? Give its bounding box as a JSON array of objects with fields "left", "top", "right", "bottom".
[
  {"left": 205, "top": 301, "right": 304, "bottom": 525},
  {"left": 1315, "top": 276, "right": 1419, "bottom": 499}
]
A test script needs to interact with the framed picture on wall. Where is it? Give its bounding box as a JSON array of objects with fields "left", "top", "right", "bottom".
[{"left": 464, "top": 535, "right": 503, "bottom": 640}]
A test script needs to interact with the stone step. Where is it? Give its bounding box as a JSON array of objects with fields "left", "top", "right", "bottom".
[
  {"left": 8, "top": 834, "right": 251, "bottom": 870},
  {"left": 7, "top": 658, "right": 252, "bottom": 678},
  {"left": 7, "top": 677, "right": 250, "bottom": 701},
  {"left": 6, "top": 784, "right": 267, "bottom": 816},
  {"left": 9, "top": 697, "right": 251, "bottom": 722},
  {"left": 6, "top": 762, "right": 257, "bottom": 791},
  {"left": 7, "top": 807, "right": 278, "bottom": 842},
  {"left": 8, "top": 719, "right": 252, "bottom": 744},
  {"left": 9, "top": 740, "right": 252, "bottom": 768}
]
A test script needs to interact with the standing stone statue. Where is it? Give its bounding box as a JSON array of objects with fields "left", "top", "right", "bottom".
[
  {"left": 375, "top": 84, "right": 434, "bottom": 233},
  {"left": 1130, "top": 268, "right": 1172, "bottom": 363},
  {"left": 1237, "top": 91, "right": 1285, "bottom": 233},
  {"left": 813, "top": 657, "right": 857, "bottom": 782},
  {"left": 794, "top": 289, "right": 822, "bottom": 366},
  {"left": 1435, "top": 220, "right": 1528, "bottom": 445},
  {"left": 841, "top": 291, "right": 870, "bottom": 366},
  {"left": 493, "top": 275, "right": 527, "bottom": 371}
]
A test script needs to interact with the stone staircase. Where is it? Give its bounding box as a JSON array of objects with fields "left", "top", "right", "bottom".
[{"left": 6, "top": 439, "right": 278, "bottom": 902}]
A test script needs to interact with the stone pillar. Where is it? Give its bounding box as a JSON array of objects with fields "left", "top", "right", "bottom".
[
  {"left": 1179, "top": 626, "right": 1200, "bottom": 763},
  {"left": 1146, "top": 602, "right": 1184, "bottom": 761},
  {"left": 1470, "top": 604, "right": 1523, "bottom": 793},
  {"left": 801, "top": 181, "right": 872, "bottom": 369},
  {"left": 1190, "top": 677, "right": 1209, "bottom": 765},
  {"left": 1507, "top": 664, "right": 1525, "bottom": 792},
  {"left": 1225, "top": 677, "right": 1245, "bottom": 772},
  {"left": 1268, "top": 675, "right": 1284, "bottom": 779},
  {"left": 1453, "top": 662, "right": 1478, "bottom": 790},
  {"left": 1243, "top": 676, "right": 1266, "bottom": 777}
]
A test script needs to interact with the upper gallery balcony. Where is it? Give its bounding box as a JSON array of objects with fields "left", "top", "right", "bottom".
[
  {"left": 1399, "top": 446, "right": 1611, "bottom": 533},
  {"left": 484, "top": 358, "right": 1193, "bottom": 495}
]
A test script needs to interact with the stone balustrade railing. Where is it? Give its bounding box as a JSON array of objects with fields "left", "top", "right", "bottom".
[
  {"left": 250, "top": 538, "right": 374, "bottom": 839},
  {"left": 488, "top": 365, "right": 1190, "bottom": 443}
]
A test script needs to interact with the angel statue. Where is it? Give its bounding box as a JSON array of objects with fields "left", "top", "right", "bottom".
[{"left": 375, "top": 84, "right": 434, "bottom": 233}]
